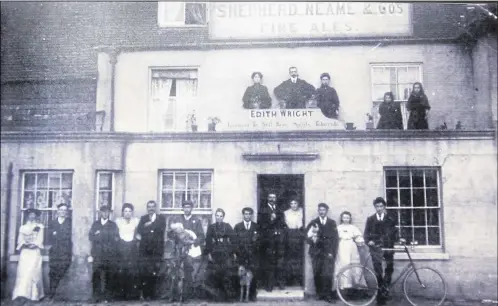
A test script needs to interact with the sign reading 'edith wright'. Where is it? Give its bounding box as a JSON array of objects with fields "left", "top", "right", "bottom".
[{"left": 209, "top": 2, "right": 412, "bottom": 39}]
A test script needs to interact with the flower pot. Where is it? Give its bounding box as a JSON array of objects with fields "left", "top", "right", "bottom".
[
  {"left": 366, "top": 122, "right": 374, "bottom": 130},
  {"left": 191, "top": 125, "right": 198, "bottom": 132},
  {"left": 208, "top": 123, "right": 216, "bottom": 132}
]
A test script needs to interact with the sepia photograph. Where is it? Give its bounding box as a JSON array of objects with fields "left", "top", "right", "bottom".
[{"left": 0, "top": 1, "right": 497, "bottom": 306}]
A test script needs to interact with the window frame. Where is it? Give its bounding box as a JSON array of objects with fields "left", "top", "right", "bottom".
[
  {"left": 95, "top": 171, "right": 116, "bottom": 220},
  {"left": 157, "top": 1, "right": 209, "bottom": 28},
  {"left": 383, "top": 166, "right": 443, "bottom": 249},
  {"left": 148, "top": 67, "right": 200, "bottom": 132}
]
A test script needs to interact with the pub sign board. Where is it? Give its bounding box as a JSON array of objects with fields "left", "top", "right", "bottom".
[{"left": 208, "top": 2, "right": 413, "bottom": 40}]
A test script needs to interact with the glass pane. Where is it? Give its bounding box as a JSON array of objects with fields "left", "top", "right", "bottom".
[
  {"left": 37, "top": 173, "right": 48, "bottom": 189},
  {"left": 399, "top": 209, "right": 413, "bottom": 226},
  {"left": 412, "top": 189, "right": 425, "bottom": 207},
  {"left": 397, "top": 66, "right": 419, "bottom": 83},
  {"left": 99, "top": 191, "right": 112, "bottom": 208},
  {"left": 200, "top": 192, "right": 211, "bottom": 208},
  {"left": 413, "top": 210, "right": 426, "bottom": 226},
  {"left": 187, "top": 173, "right": 199, "bottom": 190},
  {"left": 385, "top": 170, "right": 398, "bottom": 188},
  {"left": 425, "top": 170, "right": 438, "bottom": 187},
  {"left": 35, "top": 191, "right": 49, "bottom": 209},
  {"left": 60, "top": 190, "right": 72, "bottom": 207},
  {"left": 426, "top": 189, "right": 439, "bottom": 207},
  {"left": 175, "top": 173, "right": 187, "bottom": 190},
  {"left": 99, "top": 173, "right": 113, "bottom": 190},
  {"left": 174, "top": 191, "right": 186, "bottom": 208},
  {"left": 49, "top": 174, "right": 61, "bottom": 189},
  {"left": 372, "top": 67, "right": 391, "bottom": 84},
  {"left": 414, "top": 228, "right": 427, "bottom": 245},
  {"left": 200, "top": 173, "right": 212, "bottom": 190},
  {"left": 386, "top": 189, "right": 399, "bottom": 207},
  {"left": 372, "top": 85, "right": 391, "bottom": 101},
  {"left": 61, "top": 173, "right": 73, "bottom": 189},
  {"left": 186, "top": 3, "right": 207, "bottom": 25},
  {"left": 23, "top": 191, "right": 35, "bottom": 208},
  {"left": 48, "top": 190, "right": 60, "bottom": 208},
  {"left": 187, "top": 191, "right": 199, "bottom": 208},
  {"left": 427, "top": 209, "right": 440, "bottom": 226},
  {"left": 399, "top": 189, "right": 411, "bottom": 207},
  {"left": 411, "top": 170, "right": 424, "bottom": 188},
  {"left": 162, "top": 173, "right": 174, "bottom": 189},
  {"left": 398, "top": 170, "right": 410, "bottom": 188},
  {"left": 428, "top": 227, "right": 441, "bottom": 245},
  {"left": 397, "top": 84, "right": 412, "bottom": 100},
  {"left": 399, "top": 227, "right": 413, "bottom": 244},
  {"left": 162, "top": 192, "right": 173, "bottom": 208},
  {"left": 24, "top": 174, "right": 36, "bottom": 190}
]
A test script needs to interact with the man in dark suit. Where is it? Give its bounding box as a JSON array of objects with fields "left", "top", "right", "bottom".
[
  {"left": 136, "top": 200, "right": 166, "bottom": 301},
  {"left": 257, "top": 192, "right": 286, "bottom": 291},
  {"left": 274, "top": 66, "right": 315, "bottom": 109},
  {"left": 89, "top": 205, "right": 119, "bottom": 303},
  {"left": 315, "top": 72, "right": 341, "bottom": 119},
  {"left": 174, "top": 200, "right": 205, "bottom": 300},
  {"left": 364, "top": 197, "right": 399, "bottom": 306},
  {"left": 48, "top": 203, "right": 73, "bottom": 300},
  {"left": 234, "top": 207, "right": 260, "bottom": 301},
  {"left": 305, "top": 203, "right": 339, "bottom": 303}
]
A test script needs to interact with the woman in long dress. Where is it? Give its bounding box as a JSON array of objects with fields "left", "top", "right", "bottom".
[
  {"left": 407, "top": 82, "right": 431, "bottom": 130},
  {"left": 334, "top": 211, "right": 366, "bottom": 294},
  {"left": 283, "top": 198, "right": 305, "bottom": 286},
  {"left": 377, "top": 92, "right": 403, "bottom": 130},
  {"left": 115, "top": 203, "right": 140, "bottom": 300},
  {"left": 12, "top": 208, "right": 45, "bottom": 302}
]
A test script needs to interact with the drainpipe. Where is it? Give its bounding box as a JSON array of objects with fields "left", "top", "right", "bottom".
[
  {"left": 109, "top": 48, "right": 119, "bottom": 132},
  {"left": 1, "top": 163, "right": 13, "bottom": 299}
]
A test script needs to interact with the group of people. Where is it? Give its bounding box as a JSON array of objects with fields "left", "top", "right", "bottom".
[
  {"left": 242, "top": 66, "right": 432, "bottom": 130},
  {"left": 12, "top": 194, "right": 398, "bottom": 306}
]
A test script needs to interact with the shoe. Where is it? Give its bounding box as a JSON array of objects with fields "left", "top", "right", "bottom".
[
  {"left": 265, "top": 286, "right": 273, "bottom": 292},
  {"left": 278, "top": 284, "right": 285, "bottom": 290}
]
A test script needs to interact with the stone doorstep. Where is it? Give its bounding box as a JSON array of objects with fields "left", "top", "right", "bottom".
[{"left": 255, "top": 287, "right": 305, "bottom": 300}]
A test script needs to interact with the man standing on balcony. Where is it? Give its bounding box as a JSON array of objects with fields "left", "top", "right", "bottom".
[
  {"left": 274, "top": 66, "right": 315, "bottom": 109},
  {"left": 257, "top": 192, "right": 286, "bottom": 292},
  {"left": 136, "top": 200, "right": 166, "bottom": 301},
  {"left": 315, "top": 73, "right": 341, "bottom": 119},
  {"left": 175, "top": 200, "right": 205, "bottom": 300},
  {"left": 48, "top": 203, "right": 73, "bottom": 300}
]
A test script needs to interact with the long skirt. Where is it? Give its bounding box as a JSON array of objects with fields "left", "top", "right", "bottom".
[
  {"left": 285, "top": 228, "right": 304, "bottom": 286},
  {"left": 117, "top": 240, "right": 139, "bottom": 300},
  {"left": 12, "top": 247, "right": 44, "bottom": 301},
  {"left": 334, "top": 239, "right": 366, "bottom": 289}
]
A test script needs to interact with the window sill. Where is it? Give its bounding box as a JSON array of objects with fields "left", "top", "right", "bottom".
[
  {"left": 394, "top": 252, "right": 450, "bottom": 261},
  {"left": 10, "top": 255, "right": 50, "bottom": 262}
]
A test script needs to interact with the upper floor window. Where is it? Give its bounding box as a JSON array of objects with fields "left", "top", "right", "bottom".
[
  {"left": 370, "top": 64, "right": 422, "bottom": 129},
  {"left": 158, "top": 2, "right": 207, "bottom": 27},
  {"left": 384, "top": 167, "right": 442, "bottom": 248},
  {"left": 20, "top": 171, "right": 73, "bottom": 249},
  {"left": 149, "top": 69, "right": 198, "bottom": 132}
]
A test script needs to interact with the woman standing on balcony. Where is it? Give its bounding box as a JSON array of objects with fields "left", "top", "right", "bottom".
[
  {"left": 377, "top": 92, "right": 403, "bottom": 130},
  {"left": 12, "top": 208, "right": 45, "bottom": 303},
  {"left": 242, "top": 72, "right": 272, "bottom": 109},
  {"left": 407, "top": 82, "right": 431, "bottom": 130}
]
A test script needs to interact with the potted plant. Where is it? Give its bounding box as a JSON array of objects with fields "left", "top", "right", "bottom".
[
  {"left": 187, "top": 112, "right": 197, "bottom": 132},
  {"left": 366, "top": 113, "right": 374, "bottom": 130},
  {"left": 208, "top": 117, "right": 221, "bottom": 132}
]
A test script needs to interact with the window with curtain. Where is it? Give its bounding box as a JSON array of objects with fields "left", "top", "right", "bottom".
[
  {"left": 149, "top": 69, "right": 198, "bottom": 132},
  {"left": 158, "top": 2, "right": 207, "bottom": 27},
  {"left": 95, "top": 171, "right": 116, "bottom": 219},
  {"left": 370, "top": 64, "right": 422, "bottom": 129}
]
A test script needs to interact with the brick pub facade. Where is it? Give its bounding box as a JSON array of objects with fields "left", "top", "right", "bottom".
[{"left": 1, "top": 2, "right": 497, "bottom": 301}]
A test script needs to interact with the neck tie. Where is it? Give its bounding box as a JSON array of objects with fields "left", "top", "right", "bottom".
[{"left": 246, "top": 223, "right": 249, "bottom": 230}]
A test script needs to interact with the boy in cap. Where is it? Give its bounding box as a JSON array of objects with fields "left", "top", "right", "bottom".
[
  {"left": 306, "top": 203, "right": 339, "bottom": 303},
  {"left": 88, "top": 205, "right": 119, "bottom": 303},
  {"left": 315, "top": 72, "right": 340, "bottom": 119}
]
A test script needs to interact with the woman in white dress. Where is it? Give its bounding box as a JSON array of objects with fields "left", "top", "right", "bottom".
[
  {"left": 12, "top": 208, "right": 45, "bottom": 302},
  {"left": 334, "top": 211, "right": 366, "bottom": 294},
  {"left": 283, "top": 198, "right": 305, "bottom": 286}
]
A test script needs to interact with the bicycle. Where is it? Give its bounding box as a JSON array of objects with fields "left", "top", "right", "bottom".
[{"left": 335, "top": 239, "right": 447, "bottom": 306}]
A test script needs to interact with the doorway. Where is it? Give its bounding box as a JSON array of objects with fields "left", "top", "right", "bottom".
[{"left": 257, "top": 174, "right": 305, "bottom": 288}]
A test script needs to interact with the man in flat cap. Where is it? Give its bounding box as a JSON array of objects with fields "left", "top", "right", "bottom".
[
  {"left": 306, "top": 203, "right": 339, "bottom": 303},
  {"left": 234, "top": 207, "right": 260, "bottom": 301},
  {"left": 136, "top": 200, "right": 166, "bottom": 301},
  {"left": 173, "top": 200, "right": 205, "bottom": 300},
  {"left": 47, "top": 203, "right": 72, "bottom": 300},
  {"left": 89, "top": 205, "right": 119, "bottom": 302},
  {"left": 315, "top": 73, "right": 341, "bottom": 119}
]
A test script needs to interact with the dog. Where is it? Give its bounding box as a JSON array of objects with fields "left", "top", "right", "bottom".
[{"left": 238, "top": 265, "right": 254, "bottom": 302}]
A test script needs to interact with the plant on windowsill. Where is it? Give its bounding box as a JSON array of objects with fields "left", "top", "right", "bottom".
[
  {"left": 207, "top": 117, "right": 221, "bottom": 132},
  {"left": 366, "top": 113, "right": 374, "bottom": 130},
  {"left": 187, "top": 111, "right": 198, "bottom": 132}
]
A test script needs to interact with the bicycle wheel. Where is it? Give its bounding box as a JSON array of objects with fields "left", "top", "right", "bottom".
[
  {"left": 403, "top": 267, "right": 447, "bottom": 306},
  {"left": 336, "top": 264, "right": 379, "bottom": 306}
]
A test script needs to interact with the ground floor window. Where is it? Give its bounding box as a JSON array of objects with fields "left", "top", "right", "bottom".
[
  {"left": 384, "top": 167, "right": 442, "bottom": 247},
  {"left": 20, "top": 171, "right": 73, "bottom": 249},
  {"left": 95, "top": 171, "right": 117, "bottom": 219}
]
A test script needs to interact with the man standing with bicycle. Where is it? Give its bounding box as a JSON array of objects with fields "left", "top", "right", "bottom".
[{"left": 364, "top": 197, "right": 399, "bottom": 306}]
